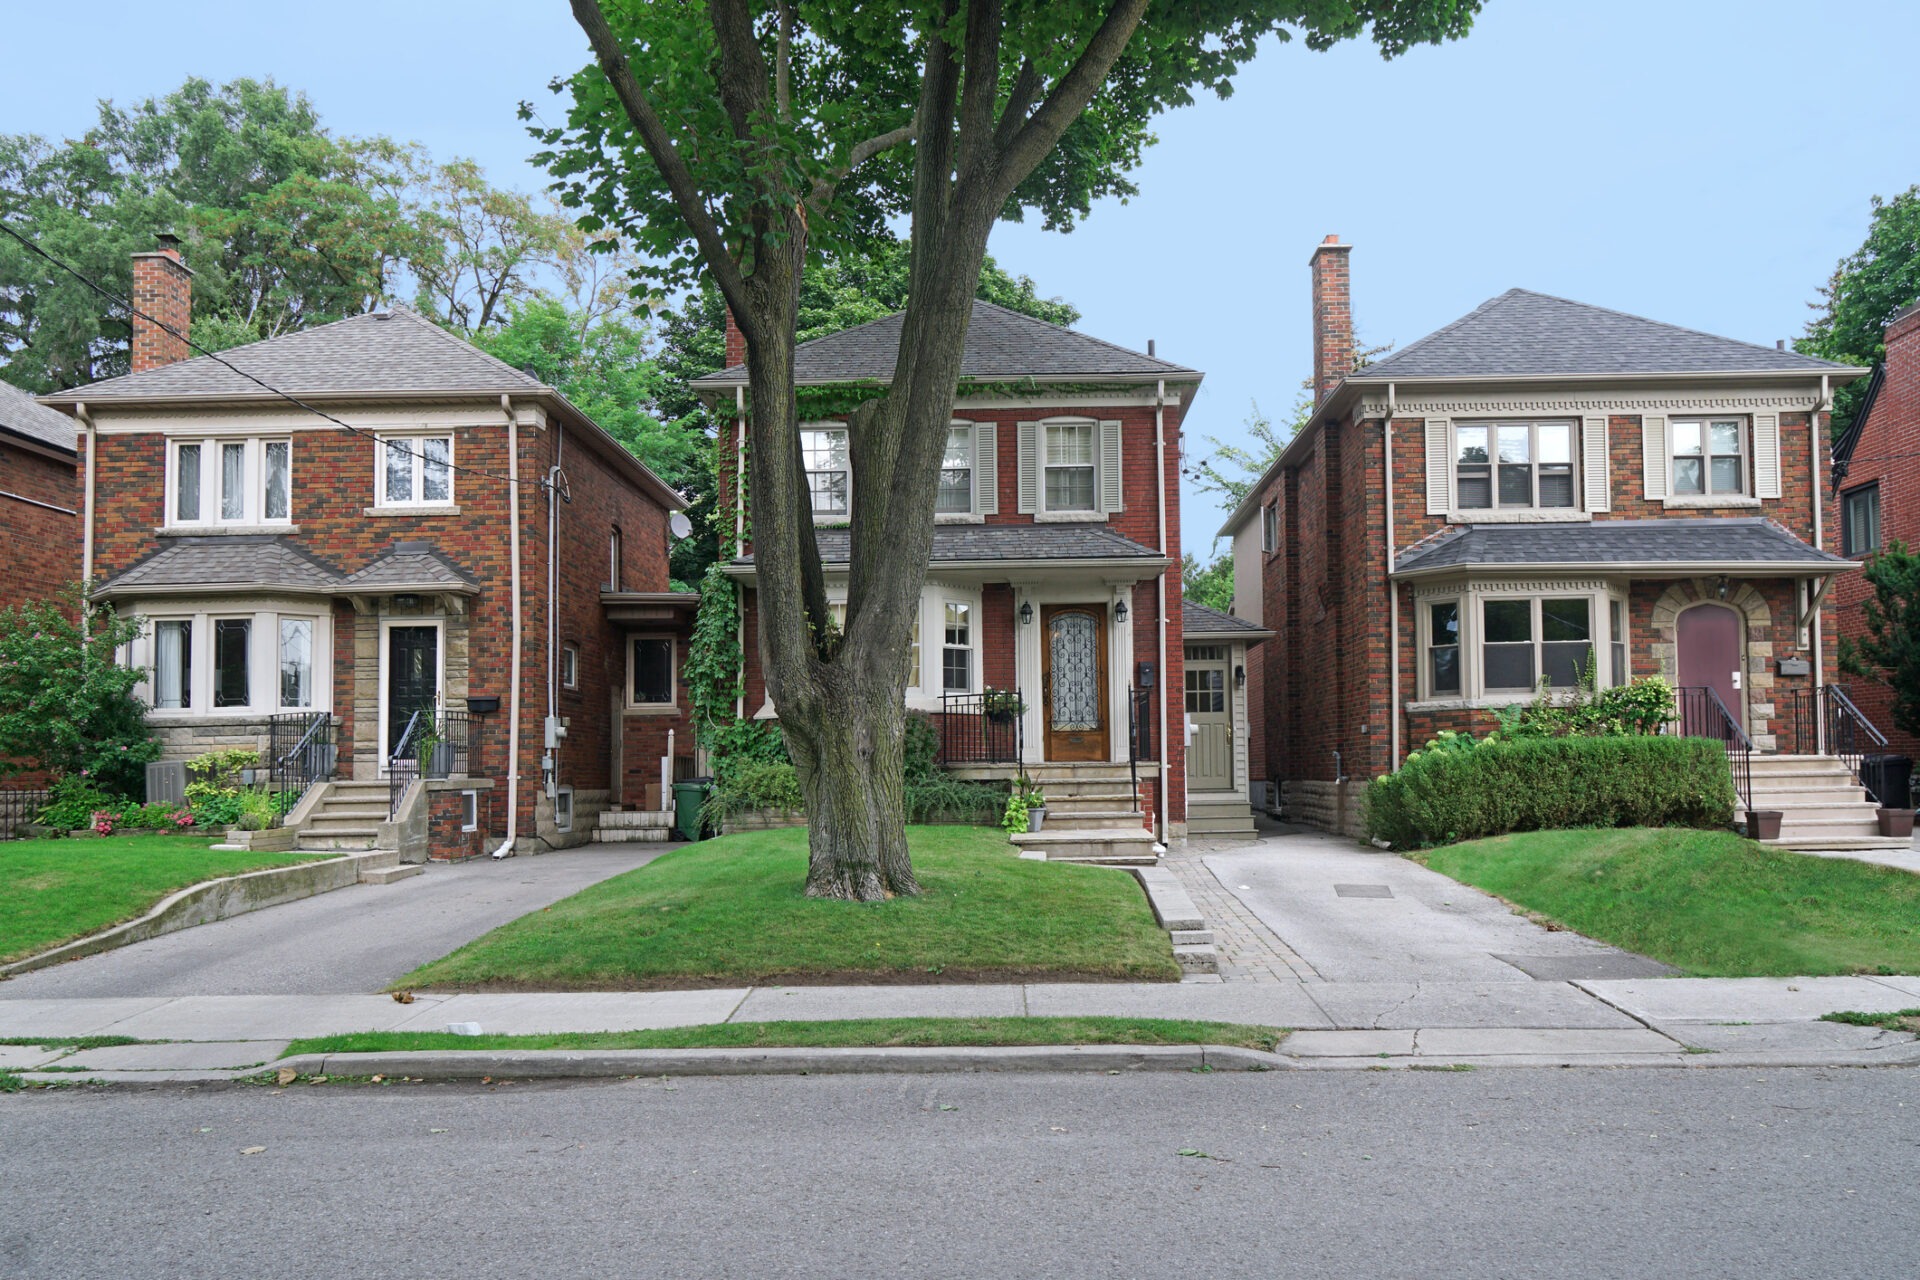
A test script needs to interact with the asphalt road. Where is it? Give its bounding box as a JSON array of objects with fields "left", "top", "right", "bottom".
[
  {"left": 3, "top": 1067, "right": 1914, "bottom": 1279},
  {"left": 1, "top": 846, "right": 661, "bottom": 997}
]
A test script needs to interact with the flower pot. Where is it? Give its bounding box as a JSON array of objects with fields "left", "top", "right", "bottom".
[
  {"left": 1746, "top": 810, "right": 1783, "bottom": 841},
  {"left": 420, "top": 742, "right": 456, "bottom": 779},
  {"left": 1876, "top": 808, "right": 1914, "bottom": 838},
  {"left": 1027, "top": 806, "right": 1047, "bottom": 833}
]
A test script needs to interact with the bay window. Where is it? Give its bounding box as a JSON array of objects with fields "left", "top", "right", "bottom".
[
  {"left": 139, "top": 609, "right": 328, "bottom": 716},
  {"left": 168, "top": 438, "right": 293, "bottom": 526},
  {"left": 1417, "top": 583, "right": 1621, "bottom": 702},
  {"left": 279, "top": 618, "right": 314, "bottom": 709},
  {"left": 154, "top": 621, "right": 191, "bottom": 710},
  {"left": 213, "top": 619, "right": 252, "bottom": 708},
  {"left": 378, "top": 435, "right": 454, "bottom": 507},
  {"left": 1427, "top": 601, "right": 1460, "bottom": 696}
]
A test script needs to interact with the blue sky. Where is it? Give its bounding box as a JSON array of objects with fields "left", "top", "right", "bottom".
[{"left": 6, "top": 1, "right": 1918, "bottom": 555}]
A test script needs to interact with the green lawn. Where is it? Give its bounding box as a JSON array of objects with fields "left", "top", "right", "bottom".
[
  {"left": 1414, "top": 827, "right": 1920, "bottom": 977},
  {"left": 285, "top": 1016, "right": 1283, "bottom": 1056},
  {"left": 398, "top": 825, "right": 1180, "bottom": 991},
  {"left": 0, "top": 836, "right": 322, "bottom": 964}
]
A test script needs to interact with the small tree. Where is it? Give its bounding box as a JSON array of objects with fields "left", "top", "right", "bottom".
[
  {"left": 1841, "top": 541, "right": 1920, "bottom": 736},
  {"left": 1798, "top": 186, "right": 1920, "bottom": 437},
  {"left": 0, "top": 590, "right": 158, "bottom": 795}
]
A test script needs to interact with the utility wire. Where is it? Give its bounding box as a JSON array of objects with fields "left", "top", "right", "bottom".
[{"left": 0, "top": 221, "right": 543, "bottom": 493}]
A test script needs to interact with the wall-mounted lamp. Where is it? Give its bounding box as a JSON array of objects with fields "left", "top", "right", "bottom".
[
  {"left": 1715, "top": 576, "right": 1731, "bottom": 601},
  {"left": 392, "top": 593, "right": 422, "bottom": 610},
  {"left": 1113, "top": 599, "right": 1129, "bottom": 623},
  {"left": 1019, "top": 601, "right": 1034, "bottom": 626},
  {"left": 1235, "top": 664, "right": 1246, "bottom": 689}
]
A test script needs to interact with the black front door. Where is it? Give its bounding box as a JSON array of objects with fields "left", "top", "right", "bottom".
[{"left": 387, "top": 625, "right": 439, "bottom": 756}]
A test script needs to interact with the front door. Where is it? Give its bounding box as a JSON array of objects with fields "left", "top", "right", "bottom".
[
  {"left": 385, "top": 624, "right": 441, "bottom": 758},
  {"left": 1676, "top": 603, "right": 1743, "bottom": 736},
  {"left": 1042, "top": 605, "right": 1108, "bottom": 762},
  {"left": 1185, "top": 644, "right": 1233, "bottom": 790}
]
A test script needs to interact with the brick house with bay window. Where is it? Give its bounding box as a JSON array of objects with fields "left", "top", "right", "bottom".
[
  {"left": 1222, "top": 237, "right": 1898, "bottom": 849},
  {"left": 694, "top": 301, "right": 1247, "bottom": 850},
  {"left": 37, "top": 238, "right": 695, "bottom": 861}
]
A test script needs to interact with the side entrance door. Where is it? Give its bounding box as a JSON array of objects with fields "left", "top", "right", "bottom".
[
  {"left": 1042, "top": 604, "right": 1108, "bottom": 762},
  {"left": 1676, "top": 603, "right": 1743, "bottom": 737},
  {"left": 1185, "top": 644, "right": 1233, "bottom": 790},
  {"left": 384, "top": 623, "right": 441, "bottom": 761}
]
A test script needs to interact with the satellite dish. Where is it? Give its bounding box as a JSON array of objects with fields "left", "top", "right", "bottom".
[{"left": 669, "top": 512, "right": 694, "bottom": 540}]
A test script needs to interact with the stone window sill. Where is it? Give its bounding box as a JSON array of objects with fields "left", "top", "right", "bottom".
[
  {"left": 621, "top": 703, "right": 680, "bottom": 717},
  {"left": 1448, "top": 510, "right": 1590, "bottom": 524},
  {"left": 1405, "top": 695, "right": 1535, "bottom": 713},
  {"left": 1661, "top": 495, "right": 1761, "bottom": 510},
  {"left": 157, "top": 524, "right": 299, "bottom": 537},
  {"left": 364, "top": 505, "right": 462, "bottom": 517},
  {"left": 1033, "top": 510, "right": 1108, "bottom": 523},
  {"left": 935, "top": 512, "right": 987, "bottom": 524}
]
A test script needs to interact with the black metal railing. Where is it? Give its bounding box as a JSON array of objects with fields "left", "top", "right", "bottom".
[
  {"left": 1127, "top": 686, "right": 1154, "bottom": 812},
  {"left": 1670, "top": 685, "right": 1753, "bottom": 818},
  {"left": 935, "top": 689, "right": 1024, "bottom": 766},
  {"left": 269, "top": 711, "right": 335, "bottom": 826},
  {"left": 388, "top": 708, "right": 479, "bottom": 818},
  {"left": 0, "top": 788, "right": 52, "bottom": 840},
  {"left": 1782, "top": 685, "right": 1888, "bottom": 795}
]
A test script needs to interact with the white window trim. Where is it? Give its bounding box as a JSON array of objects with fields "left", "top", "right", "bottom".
[
  {"left": 1668, "top": 415, "right": 1750, "bottom": 501},
  {"left": 374, "top": 433, "right": 457, "bottom": 509},
  {"left": 552, "top": 785, "right": 574, "bottom": 834},
  {"left": 626, "top": 634, "right": 678, "bottom": 712},
  {"left": 1261, "top": 502, "right": 1279, "bottom": 553},
  {"left": 1035, "top": 416, "right": 1104, "bottom": 520},
  {"left": 1842, "top": 483, "right": 1881, "bottom": 557},
  {"left": 132, "top": 604, "right": 331, "bottom": 718},
  {"left": 801, "top": 422, "right": 851, "bottom": 523},
  {"left": 377, "top": 616, "right": 446, "bottom": 770},
  {"left": 1410, "top": 578, "right": 1625, "bottom": 706},
  {"left": 1450, "top": 419, "right": 1581, "bottom": 517},
  {"left": 939, "top": 595, "right": 979, "bottom": 695},
  {"left": 460, "top": 790, "right": 479, "bottom": 833},
  {"left": 936, "top": 421, "right": 976, "bottom": 518},
  {"left": 277, "top": 615, "right": 320, "bottom": 710},
  {"left": 562, "top": 645, "right": 579, "bottom": 690},
  {"left": 166, "top": 437, "right": 294, "bottom": 529}
]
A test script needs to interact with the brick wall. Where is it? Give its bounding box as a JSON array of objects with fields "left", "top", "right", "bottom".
[
  {"left": 130, "top": 249, "right": 192, "bottom": 373},
  {"left": 0, "top": 438, "right": 77, "bottom": 613}
]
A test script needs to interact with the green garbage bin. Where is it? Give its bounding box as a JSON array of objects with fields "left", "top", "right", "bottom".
[{"left": 673, "top": 777, "right": 713, "bottom": 842}]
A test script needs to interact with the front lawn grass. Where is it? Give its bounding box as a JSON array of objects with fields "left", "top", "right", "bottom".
[
  {"left": 0, "top": 836, "right": 323, "bottom": 964},
  {"left": 397, "top": 825, "right": 1180, "bottom": 990},
  {"left": 1414, "top": 827, "right": 1920, "bottom": 977},
  {"left": 285, "top": 1017, "right": 1284, "bottom": 1056}
]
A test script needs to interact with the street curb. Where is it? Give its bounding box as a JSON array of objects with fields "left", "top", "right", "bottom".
[
  {"left": 267, "top": 1043, "right": 1296, "bottom": 1080},
  {"left": 0, "top": 853, "right": 378, "bottom": 979}
]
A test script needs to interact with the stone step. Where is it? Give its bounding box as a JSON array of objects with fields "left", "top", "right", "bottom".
[
  {"left": 1036, "top": 810, "right": 1148, "bottom": 832},
  {"left": 593, "top": 827, "right": 670, "bottom": 843},
  {"left": 1748, "top": 805, "right": 1883, "bottom": 824},
  {"left": 1747, "top": 786, "right": 1873, "bottom": 807},
  {"left": 598, "top": 809, "right": 675, "bottom": 829},
  {"left": 303, "top": 819, "right": 380, "bottom": 836},
  {"left": 1765, "top": 835, "right": 1916, "bottom": 852},
  {"left": 1749, "top": 758, "right": 1857, "bottom": 776},
  {"left": 298, "top": 834, "right": 378, "bottom": 851},
  {"left": 1770, "top": 823, "right": 1885, "bottom": 843},
  {"left": 1187, "top": 813, "right": 1258, "bottom": 835},
  {"left": 311, "top": 805, "right": 391, "bottom": 822},
  {"left": 1169, "top": 928, "right": 1216, "bottom": 947},
  {"left": 1173, "top": 943, "right": 1221, "bottom": 976},
  {"left": 1008, "top": 828, "right": 1159, "bottom": 864},
  {"left": 948, "top": 764, "right": 1140, "bottom": 784},
  {"left": 326, "top": 784, "right": 394, "bottom": 799},
  {"left": 360, "top": 862, "right": 423, "bottom": 885}
]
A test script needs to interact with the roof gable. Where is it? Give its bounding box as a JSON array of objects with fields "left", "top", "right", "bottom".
[
  {"left": 1356, "top": 289, "right": 1852, "bottom": 381},
  {"left": 694, "top": 299, "right": 1199, "bottom": 388},
  {"left": 0, "top": 380, "right": 76, "bottom": 453}
]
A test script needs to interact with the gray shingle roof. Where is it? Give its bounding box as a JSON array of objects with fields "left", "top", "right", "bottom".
[
  {"left": 342, "top": 541, "right": 479, "bottom": 593},
  {"left": 1183, "top": 600, "right": 1271, "bottom": 642},
  {"left": 0, "top": 380, "right": 76, "bottom": 453},
  {"left": 734, "top": 523, "right": 1164, "bottom": 565},
  {"left": 694, "top": 300, "right": 1199, "bottom": 388},
  {"left": 40, "top": 306, "right": 545, "bottom": 403},
  {"left": 97, "top": 537, "right": 345, "bottom": 597},
  {"left": 1393, "top": 518, "right": 1851, "bottom": 576},
  {"left": 1355, "top": 289, "right": 1852, "bottom": 381}
]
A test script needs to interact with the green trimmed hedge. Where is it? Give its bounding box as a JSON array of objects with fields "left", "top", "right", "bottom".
[{"left": 1366, "top": 734, "right": 1736, "bottom": 848}]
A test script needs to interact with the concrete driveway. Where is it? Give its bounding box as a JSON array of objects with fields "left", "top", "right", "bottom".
[
  {"left": 1202, "top": 830, "right": 1675, "bottom": 984},
  {"left": 0, "top": 845, "right": 664, "bottom": 998}
]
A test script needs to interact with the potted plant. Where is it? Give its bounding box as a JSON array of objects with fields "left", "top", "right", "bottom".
[
  {"left": 982, "top": 687, "right": 1026, "bottom": 724},
  {"left": 1746, "top": 810, "right": 1783, "bottom": 841},
  {"left": 1001, "top": 789, "right": 1030, "bottom": 837},
  {"left": 416, "top": 726, "right": 454, "bottom": 779},
  {"left": 1877, "top": 807, "right": 1914, "bottom": 838},
  {"left": 1024, "top": 787, "right": 1047, "bottom": 832}
]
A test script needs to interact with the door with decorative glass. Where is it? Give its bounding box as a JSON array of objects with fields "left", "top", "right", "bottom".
[
  {"left": 1042, "top": 605, "right": 1108, "bottom": 762},
  {"left": 1185, "top": 645, "right": 1233, "bottom": 790}
]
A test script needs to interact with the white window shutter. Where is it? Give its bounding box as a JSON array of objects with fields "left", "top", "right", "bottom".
[
  {"left": 1099, "top": 420, "right": 1124, "bottom": 514},
  {"left": 974, "top": 423, "right": 997, "bottom": 515},
  {"left": 1642, "top": 413, "right": 1668, "bottom": 501},
  {"left": 1582, "top": 415, "right": 1609, "bottom": 512},
  {"left": 1424, "top": 418, "right": 1451, "bottom": 515},
  {"left": 1753, "top": 413, "right": 1781, "bottom": 498},
  {"left": 1016, "top": 422, "right": 1038, "bottom": 513}
]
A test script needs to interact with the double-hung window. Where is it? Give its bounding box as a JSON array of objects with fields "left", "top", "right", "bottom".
[
  {"left": 378, "top": 436, "right": 454, "bottom": 507},
  {"left": 906, "top": 611, "right": 922, "bottom": 690},
  {"left": 629, "top": 637, "right": 675, "bottom": 708},
  {"left": 937, "top": 425, "right": 974, "bottom": 513},
  {"left": 1043, "top": 421, "right": 1097, "bottom": 512},
  {"left": 1671, "top": 418, "right": 1745, "bottom": 497},
  {"left": 1261, "top": 503, "right": 1279, "bottom": 553},
  {"left": 1482, "top": 597, "right": 1592, "bottom": 693},
  {"left": 154, "top": 620, "right": 192, "bottom": 709},
  {"left": 1427, "top": 602, "right": 1461, "bottom": 696},
  {"left": 169, "top": 438, "right": 292, "bottom": 526},
  {"left": 941, "top": 601, "right": 973, "bottom": 692},
  {"left": 1455, "top": 421, "right": 1576, "bottom": 510},
  {"left": 1843, "top": 484, "right": 1880, "bottom": 556},
  {"left": 279, "top": 618, "right": 314, "bottom": 709},
  {"left": 802, "top": 427, "right": 849, "bottom": 517},
  {"left": 212, "top": 618, "right": 252, "bottom": 708}
]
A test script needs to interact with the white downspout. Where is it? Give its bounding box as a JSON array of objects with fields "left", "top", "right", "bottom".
[
  {"left": 491, "top": 395, "right": 525, "bottom": 859},
  {"left": 734, "top": 386, "right": 747, "bottom": 722},
  {"left": 1155, "top": 377, "right": 1171, "bottom": 846},
  {"left": 546, "top": 425, "right": 565, "bottom": 804},
  {"left": 1383, "top": 385, "right": 1399, "bottom": 769},
  {"left": 1811, "top": 375, "right": 1830, "bottom": 751},
  {"left": 77, "top": 401, "right": 95, "bottom": 594}
]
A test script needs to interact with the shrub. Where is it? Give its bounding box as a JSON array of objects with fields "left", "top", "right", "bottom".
[
  {"left": 1366, "top": 733, "right": 1735, "bottom": 848},
  {"left": 705, "top": 759, "right": 804, "bottom": 824},
  {"left": 905, "top": 776, "right": 1008, "bottom": 824},
  {"left": 0, "top": 589, "right": 159, "bottom": 796},
  {"left": 1493, "top": 674, "right": 1677, "bottom": 740},
  {"left": 904, "top": 712, "right": 939, "bottom": 783},
  {"left": 40, "top": 775, "right": 119, "bottom": 830}
]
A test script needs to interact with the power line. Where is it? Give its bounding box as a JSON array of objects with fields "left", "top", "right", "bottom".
[{"left": 0, "top": 222, "right": 541, "bottom": 493}]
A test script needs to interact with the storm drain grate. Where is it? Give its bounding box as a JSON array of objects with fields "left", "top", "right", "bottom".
[{"left": 1333, "top": 883, "right": 1394, "bottom": 899}]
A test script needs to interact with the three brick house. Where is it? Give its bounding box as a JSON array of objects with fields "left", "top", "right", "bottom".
[
  {"left": 1223, "top": 237, "right": 1891, "bottom": 845},
  {"left": 0, "top": 379, "right": 78, "bottom": 615},
  {"left": 38, "top": 239, "right": 695, "bottom": 859},
  {"left": 693, "top": 301, "right": 1250, "bottom": 849}
]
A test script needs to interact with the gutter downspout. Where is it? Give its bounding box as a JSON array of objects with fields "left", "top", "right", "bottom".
[
  {"left": 1383, "top": 385, "right": 1399, "bottom": 769},
  {"left": 77, "top": 401, "right": 95, "bottom": 601},
  {"left": 1811, "top": 375, "right": 1830, "bottom": 751},
  {"left": 734, "top": 386, "right": 747, "bottom": 722},
  {"left": 491, "top": 395, "right": 525, "bottom": 859},
  {"left": 1155, "top": 377, "right": 1170, "bottom": 846},
  {"left": 546, "top": 425, "right": 566, "bottom": 809}
]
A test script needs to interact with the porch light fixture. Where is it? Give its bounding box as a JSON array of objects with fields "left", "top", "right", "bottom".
[
  {"left": 1113, "top": 599, "right": 1129, "bottom": 623},
  {"left": 1715, "top": 576, "right": 1730, "bottom": 600},
  {"left": 393, "top": 593, "right": 422, "bottom": 610},
  {"left": 1235, "top": 664, "right": 1246, "bottom": 688},
  {"left": 1019, "top": 601, "right": 1033, "bottom": 626}
]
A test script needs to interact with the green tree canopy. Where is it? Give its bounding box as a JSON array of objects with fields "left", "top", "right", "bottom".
[{"left": 1798, "top": 185, "right": 1920, "bottom": 435}]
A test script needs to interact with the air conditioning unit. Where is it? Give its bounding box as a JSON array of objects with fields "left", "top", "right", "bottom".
[{"left": 146, "top": 761, "right": 187, "bottom": 806}]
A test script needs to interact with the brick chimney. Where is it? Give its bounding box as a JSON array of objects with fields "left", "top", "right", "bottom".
[
  {"left": 724, "top": 305, "right": 746, "bottom": 369},
  {"left": 131, "top": 232, "right": 193, "bottom": 373},
  {"left": 1310, "top": 235, "right": 1353, "bottom": 407}
]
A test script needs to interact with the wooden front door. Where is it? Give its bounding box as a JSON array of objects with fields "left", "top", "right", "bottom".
[
  {"left": 1042, "top": 605, "right": 1108, "bottom": 762},
  {"left": 1676, "top": 603, "right": 1743, "bottom": 736},
  {"left": 1185, "top": 644, "right": 1233, "bottom": 790}
]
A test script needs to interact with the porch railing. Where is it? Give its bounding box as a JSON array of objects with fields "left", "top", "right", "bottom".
[
  {"left": 1670, "top": 685, "right": 1753, "bottom": 818},
  {"left": 935, "top": 689, "right": 1023, "bottom": 766},
  {"left": 386, "top": 708, "right": 479, "bottom": 819},
  {"left": 1127, "top": 685, "right": 1153, "bottom": 813},
  {"left": 269, "top": 711, "right": 335, "bottom": 826},
  {"left": 1782, "top": 685, "right": 1889, "bottom": 798},
  {"left": 0, "top": 788, "right": 52, "bottom": 840}
]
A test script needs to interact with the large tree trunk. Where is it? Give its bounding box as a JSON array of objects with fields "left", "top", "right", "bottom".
[{"left": 781, "top": 667, "right": 918, "bottom": 899}]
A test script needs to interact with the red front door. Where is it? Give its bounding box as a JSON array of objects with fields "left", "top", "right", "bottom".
[{"left": 1676, "top": 603, "right": 1743, "bottom": 735}]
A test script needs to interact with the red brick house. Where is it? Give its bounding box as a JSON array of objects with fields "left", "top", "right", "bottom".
[
  {"left": 0, "top": 379, "right": 78, "bottom": 614},
  {"left": 1221, "top": 237, "right": 1896, "bottom": 848},
  {"left": 694, "top": 302, "right": 1241, "bottom": 850},
  {"left": 38, "top": 239, "right": 694, "bottom": 860},
  {"left": 1831, "top": 301, "right": 1920, "bottom": 760}
]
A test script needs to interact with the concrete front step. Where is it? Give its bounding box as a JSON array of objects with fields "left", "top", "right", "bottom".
[
  {"left": 1037, "top": 809, "right": 1148, "bottom": 832},
  {"left": 598, "top": 809, "right": 674, "bottom": 829},
  {"left": 948, "top": 763, "right": 1141, "bottom": 784},
  {"left": 1764, "top": 835, "right": 1916, "bottom": 852},
  {"left": 298, "top": 836, "right": 379, "bottom": 851},
  {"left": 1748, "top": 803, "right": 1886, "bottom": 823},
  {"left": 360, "top": 863, "right": 423, "bottom": 885},
  {"left": 1008, "top": 828, "right": 1158, "bottom": 864},
  {"left": 1748, "top": 787, "right": 1873, "bottom": 807},
  {"left": 302, "top": 820, "right": 380, "bottom": 836},
  {"left": 594, "top": 827, "right": 669, "bottom": 843},
  {"left": 1041, "top": 791, "right": 1140, "bottom": 812}
]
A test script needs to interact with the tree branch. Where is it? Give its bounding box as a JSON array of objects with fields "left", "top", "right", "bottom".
[
  {"left": 776, "top": 0, "right": 792, "bottom": 118},
  {"left": 807, "top": 117, "right": 918, "bottom": 212},
  {"left": 992, "top": 57, "right": 1040, "bottom": 152},
  {"left": 992, "top": 0, "right": 1150, "bottom": 197},
  {"left": 566, "top": 0, "right": 749, "bottom": 309},
  {"left": 954, "top": 0, "right": 1002, "bottom": 181}
]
